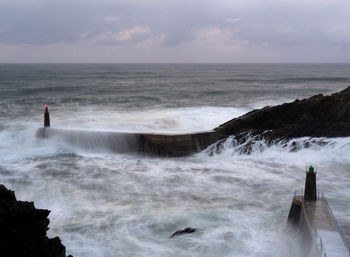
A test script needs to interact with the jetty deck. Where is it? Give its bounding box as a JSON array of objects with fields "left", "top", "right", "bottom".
[
  {"left": 291, "top": 189, "right": 350, "bottom": 257},
  {"left": 36, "top": 127, "right": 226, "bottom": 156}
]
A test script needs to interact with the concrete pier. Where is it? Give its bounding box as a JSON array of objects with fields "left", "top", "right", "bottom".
[
  {"left": 288, "top": 170, "right": 350, "bottom": 257},
  {"left": 140, "top": 130, "right": 224, "bottom": 156},
  {"left": 36, "top": 106, "right": 227, "bottom": 156},
  {"left": 36, "top": 127, "right": 225, "bottom": 156}
]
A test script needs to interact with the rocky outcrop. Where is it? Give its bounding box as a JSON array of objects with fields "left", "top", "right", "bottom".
[
  {"left": 0, "top": 184, "right": 71, "bottom": 257},
  {"left": 215, "top": 86, "right": 350, "bottom": 140},
  {"left": 170, "top": 227, "right": 196, "bottom": 238}
]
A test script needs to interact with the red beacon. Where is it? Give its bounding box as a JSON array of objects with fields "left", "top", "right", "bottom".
[{"left": 44, "top": 105, "right": 50, "bottom": 127}]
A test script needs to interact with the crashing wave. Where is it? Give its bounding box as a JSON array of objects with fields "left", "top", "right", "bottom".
[{"left": 205, "top": 130, "right": 341, "bottom": 156}]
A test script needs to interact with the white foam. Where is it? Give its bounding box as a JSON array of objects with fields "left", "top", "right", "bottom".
[
  {"left": 1, "top": 107, "right": 349, "bottom": 257},
  {"left": 51, "top": 106, "right": 248, "bottom": 133}
]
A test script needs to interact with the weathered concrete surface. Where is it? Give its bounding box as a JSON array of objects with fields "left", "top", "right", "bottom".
[
  {"left": 302, "top": 200, "right": 349, "bottom": 257},
  {"left": 36, "top": 128, "right": 225, "bottom": 157},
  {"left": 317, "top": 230, "right": 349, "bottom": 257},
  {"left": 36, "top": 128, "right": 142, "bottom": 153},
  {"left": 288, "top": 194, "right": 349, "bottom": 257},
  {"left": 140, "top": 131, "right": 224, "bottom": 156}
]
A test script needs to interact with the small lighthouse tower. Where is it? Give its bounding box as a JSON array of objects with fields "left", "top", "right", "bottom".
[
  {"left": 304, "top": 165, "right": 317, "bottom": 200},
  {"left": 44, "top": 105, "right": 50, "bottom": 127}
]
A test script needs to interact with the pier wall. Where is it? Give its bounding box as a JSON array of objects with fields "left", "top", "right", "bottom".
[
  {"left": 288, "top": 190, "right": 350, "bottom": 257},
  {"left": 288, "top": 196, "right": 321, "bottom": 257},
  {"left": 36, "top": 127, "right": 226, "bottom": 156}
]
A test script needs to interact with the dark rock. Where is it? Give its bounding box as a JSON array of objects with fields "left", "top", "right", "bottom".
[
  {"left": 0, "top": 184, "right": 71, "bottom": 257},
  {"left": 215, "top": 86, "right": 350, "bottom": 140},
  {"left": 170, "top": 227, "right": 196, "bottom": 238}
]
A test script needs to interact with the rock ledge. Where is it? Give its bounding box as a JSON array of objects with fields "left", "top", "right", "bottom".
[
  {"left": 0, "top": 184, "right": 71, "bottom": 257},
  {"left": 216, "top": 86, "right": 350, "bottom": 139}
]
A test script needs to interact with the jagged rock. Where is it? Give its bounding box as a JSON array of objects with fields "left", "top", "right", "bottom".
[
  {"left": 0, "top": 184, "right": 71, "bottom": 257},
  {"left": 170, "top": 227, "right": 196, "bottom": 238},
  {"left": 215, "top": 86, "right": 350, "bottom": 140}
]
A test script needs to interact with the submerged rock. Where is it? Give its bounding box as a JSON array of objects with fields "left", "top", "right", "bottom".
[
  {"left": 0, "top": 184, "right": 71, "bottom": 257},
  {"left": 215, "top": 86, "right": 350, "bottom": 140},
  {"left": 170, "top": 227, "right": 196, "bottom": 238}
]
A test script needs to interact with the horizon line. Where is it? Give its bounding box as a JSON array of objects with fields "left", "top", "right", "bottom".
[{"left": 1, "top": 62, "right": 350, "bottom": 65}]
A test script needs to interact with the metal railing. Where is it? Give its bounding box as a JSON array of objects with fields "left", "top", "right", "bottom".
[
  {"left": 319, "top": 192, "right": 350, "bottom": 255},
  {"left": 314, "top": 228, "right": 327, "bottom": 257},
  {"left": 293, "top": 188, "right": 350, "bottom": 256},
  {"left": 294, "top": 188, "right": 304, "bottom": 198},
  {"left": 294, "top": 188, "right": 323, "bottom": 199},
  {"left": 294, "top": 188, "right": 327, "bottom": 256}
]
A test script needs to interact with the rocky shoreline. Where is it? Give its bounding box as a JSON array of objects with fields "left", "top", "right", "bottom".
[
  {"left": 0, "top": 184, "right": 72, "bottom": 257},
  {"left": 215, "top": 86, "right": 350, "bottom": 142}
]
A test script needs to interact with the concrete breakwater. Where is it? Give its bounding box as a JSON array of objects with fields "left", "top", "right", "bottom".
[
  {"left": 287, "top": 168, "right": 350, "bottom": 257},
  {"left": 37, "top": 103, "right": 225, "bottom": 156},
  {"left": 36, "top": 127, "right": 225, "bottom": 157}
]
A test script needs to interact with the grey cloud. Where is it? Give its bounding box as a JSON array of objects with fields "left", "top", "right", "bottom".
[
  {"left": 0, "top": 0, "right": 227, "bottom": 45},
  {"left": 230, "top": 1, "right": 350, "bottom": 47},
  {"left": 1, "top": 0, "right": 349, "bottom": 46},
  {"left": 0, "top": 0, "right": 349, "bottom": 62}
]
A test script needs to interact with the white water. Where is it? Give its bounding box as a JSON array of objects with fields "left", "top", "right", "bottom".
[
  {"left": 51, "top": 106, "right": 249, "bottom": 133},
  {"left": 1, "top": 106, "right": 350, "bottom": 257}
]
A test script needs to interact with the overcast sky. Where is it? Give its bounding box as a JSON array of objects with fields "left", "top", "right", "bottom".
[{"left": 0, "top": 0, "right": 349, "bottom": 63}]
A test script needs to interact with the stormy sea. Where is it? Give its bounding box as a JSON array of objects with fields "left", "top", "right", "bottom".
[{"left": 1, "top": 63, "right": 349, "bottom": 257}]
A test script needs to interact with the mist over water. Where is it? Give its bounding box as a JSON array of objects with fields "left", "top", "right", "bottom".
[{"left": 1, "top": 64, "right": 350, "bottom": 256}]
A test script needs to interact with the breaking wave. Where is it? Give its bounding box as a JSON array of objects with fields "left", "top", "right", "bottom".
[{"left": 206, "top": 133, "right": 350, "bottom": 155}]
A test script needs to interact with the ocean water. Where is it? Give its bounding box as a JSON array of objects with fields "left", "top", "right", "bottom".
[{"left": 0, "top": 63, "right": 349, "bottom": 256}]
